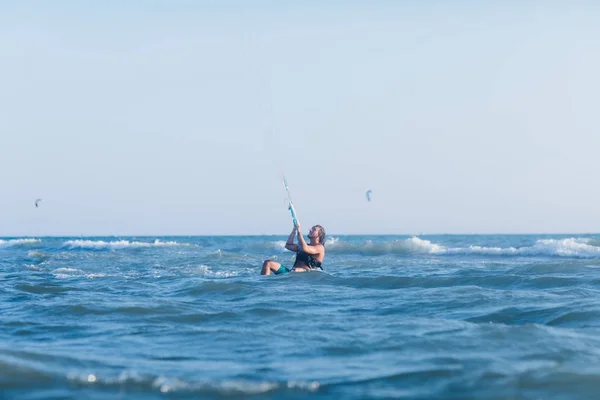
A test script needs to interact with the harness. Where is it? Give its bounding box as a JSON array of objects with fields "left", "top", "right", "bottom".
[{"left": 294, "top": 250, "right": 323, "bottom": 270}]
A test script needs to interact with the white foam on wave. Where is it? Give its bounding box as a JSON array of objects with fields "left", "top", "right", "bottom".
[
  {"left": 66, "top": 370, "right": 318, "bottom": 395},
  {"left": 0, "top": 238, "right": 41, "bottom": 248},
  {"left": 51, "top": 267, "right": 108, "bottom": 279},
  {"left": 86, "top": 273, "right": 107, "bottom": 278},
  {"left": 444, "top": 238, "right": 600, "bottom": 258},
  {"left": 444, "top": 245, "right": 515, "bottom": 256},
  {"left": 272, "top": 240, "right": 287, "bottom": 252},
  {"left": 327, "top": 237, "right": 600, "bottom": 258},
  {"left": 521, "top": 238, "right": 600, "bottom": 258},
  {"left": 404, "top": 237, "right": 446, "bottom": 254},
  {"left": 52, "top": 267, "right": 84, "bottom": 279},
  {"left": 326, "top": 236, "right": 444, "bottom": 255},
  {"left": 325, "top": 237, "right": 339, "bottom": 247},
  {"left": 189, "top": 265, "right": 252, "bottom": 278},
  {"left": 53, "top": 267, "right": 81, "bottom": 273},
  {"left": 63, "top": 239, "right": 191, "bottom": 250},
  {"left": 27, "top": 250, "right": 48, "bottom": 258}
]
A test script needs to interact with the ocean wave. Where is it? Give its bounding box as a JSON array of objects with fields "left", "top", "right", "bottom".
[
  {"left": 587, "top": 239, "right": 600, "bottom": 247},
  {"left": 0, "top": 238, "right": 41, "bottom": 248},
  {"left": 0, "top": 349, "right": 320, "bottom": 396},
  {"left": 326, "top": 237, "right": 444, "bottom": 256},
  {"left": 51, "top": 267, "right": 85, "bottom": 279},
  {"left": 186, "top": 265, "right": 255, "bottom": 278},
  {"left": 16, "top": 284, "right": 75, "bottom": 294},
  {"left": 63, "top": 239, "right": 193, "bottom": 250},
  {"left": 27, "top": 250, "right": 51, "bottom": 259},
  {"left": 64, "top": 371, "right": 320, "bottom": 396},
  {"left": 330, "top": 275, "right": 524, "bottom": 290},
  {"left": 199, "top": 251, "right": 268, "bottom": 271},
  {"left": 24, "top": 264, "right": 45, "bottom": 271},
  {"left": 248, "top": 240, "right": 287, "bottom": 252},
  {"left": 466, "top": 305, "right": 600, "bottom": 328},
  {"left": 326, "top": 237, "right": 600, "bottom": 258},
  {"left": 177, "top": 280, "right": 259, "bottom": 299}
]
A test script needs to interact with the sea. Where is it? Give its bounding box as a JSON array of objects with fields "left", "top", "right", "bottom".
[{"left": 2, "top": 234, "right": 600, "bottom": 399}]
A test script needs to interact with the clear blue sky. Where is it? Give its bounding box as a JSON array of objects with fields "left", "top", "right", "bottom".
[{"left": 1, "top": 1, "right": 599, "bottom": 236}]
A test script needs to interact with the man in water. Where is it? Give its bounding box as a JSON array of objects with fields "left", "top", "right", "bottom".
[{"left": 261, "top": 224, "right": 326, "bottom": 275}]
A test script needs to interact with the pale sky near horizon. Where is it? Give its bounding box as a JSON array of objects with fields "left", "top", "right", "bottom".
[{"left": 1, "top": 1, "right": 600, "bottom": 236}]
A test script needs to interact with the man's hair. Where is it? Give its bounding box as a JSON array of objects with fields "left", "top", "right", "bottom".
[{"left": 314, "top": 225, "right": 326, "bottom": 246}]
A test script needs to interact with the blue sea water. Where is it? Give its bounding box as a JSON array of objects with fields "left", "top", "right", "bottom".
[{"left": 2, "top": 234, "right": 600, "bottom": 399}]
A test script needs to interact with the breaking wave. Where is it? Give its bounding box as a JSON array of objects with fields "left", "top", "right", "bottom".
[
  {"left": 326, "top": 237, "right": 600, "bottom": 258},
  {"left": 0, "top": 238, "right": 41, "bottom": 248},
  {"left": 63, "top": 239, "right": 193, "bottom": 250}
]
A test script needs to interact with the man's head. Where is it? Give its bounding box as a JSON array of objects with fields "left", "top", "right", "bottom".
[{"left": 308, "top": 225, "right": 326, "bottom": 245}]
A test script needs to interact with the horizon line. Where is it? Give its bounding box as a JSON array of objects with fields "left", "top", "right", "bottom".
[{"left": 2, "top": 232, "right": 600, "bottom": 238}]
